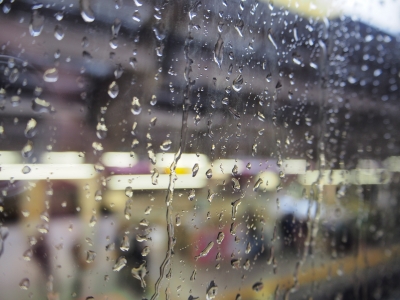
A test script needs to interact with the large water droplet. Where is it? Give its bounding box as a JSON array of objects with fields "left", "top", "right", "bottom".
[
  {"left": 22, "top": 166, "right": 31, "bottom": 174},
  {"left": 43, "top": 68, "right": 59, "bottom": 83},
  {"left": 160, "top": 140, "right": 172, "bottom": 151},
  {"left": 131, "top": 261, "right": 147, "bottom": 288},
  {"left": 86, "top": 250, "right": 96, "bottom": 263},
  {"left": 206, "top": 169, "right": 212, "bottom": 179},
  {"left": 216, "top": 232, "right": 224, "bottom": 244},
  {"left": 21, "top": 141, "right": 34, "bottom": 158},
  {"left": 141, "top": 246, "right": 150, "bottom": 257},
  {"left": 120, "top": 235, "right": 130, "bottom": 251},
  {"left": 19, "top": 278, "right": 30, "bottom": 290},
  {"left": 234, "top": 19, "right": 244, "bottom": 37},
  {"left": 29, "top": 11, "right": 44, "bottom": 37},
  {"left": 32, "top": 97, "right": 55, "bottom": 113},
  {"left": 232, "top": 178, "right": 240, "bottom": 191},
  {"left": 108, "top": 81, "right": 119, "bottom": 98},
  {"left": 113, "top": 256, "right": 127, "bottom": 271},
  {"left": 148, "top": 149, "right": 156, "bottom": 164},
  {"left": 54, "top": 25, "right": 65, "bottom": 40},
  {"left": 214, "top": 35, "right": 224, "bottom": 68},
  {"left": 24, "top": 118, "right": 37, "bottom": 138},
  {"left": 195, "top": 241, "right": 214, "bottom": 260},
  {"left": 231, "top": 199, "right": 241, "bottom": 220},
  {"left": 131, "top": 96, "right": 142, "bottom": 115},
  {"left": 268, "top": 29, "right": 277, "bottom": 50},
  {"left": 188, "top": 189, "right": 196, "bottom": 201},
  {"left": 80, "top": 0, "right": 95, "bottom": 23},
  {"left": 132, "top": 11, "right": 141, "bottom": 22},
  {"left": 252, "top": 282, "right": 264, "bottom": 292},
  {"left": 253, "top": 178, "right": 263, "bottom": 191},
  {"left": 192, "top": 163, "right": 199, "bottom": 177},
  {"left": 23, "top": 248, "right": 33, "bottom": 261},
  {"left": 232, "top": 74, "right": 243, "bottom": 92},
  {"left": 206, "top": 281, "right": 218, "bottom": 300},
  {"left": 151, "top": 168, "right": 159, "bottom": 185}
]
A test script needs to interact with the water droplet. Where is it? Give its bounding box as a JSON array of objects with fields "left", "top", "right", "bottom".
[
  {"left": 206, "top": 281, "right": 218, "bottom": 300},
  {"left": 109, "top": 37, "right": 118, "bottom": 49},
  {"left": 54, "top": 11, "right": 63, "bottom": 21},
  {"left": 80, "top": 0, "right": 95, "bottom": 23},
  {"left": 231, "top": 199, "right": 241, "bottom": 220},
  {"left": 21, "top": 140, "right": 34, "bottom": 158},
  {"left": 243, "top": 259, "right": 250, "bottom": 271},
  {"left": 216, "top": 232, "right": 224, "bottom": 244},
  {"left": 113, "top": 256, "right": 127, "bottom": 271},
  {"left": 252, "top": 143, "right": 257, "bottom": 156},
  {"left": 206, "top": 169, "right": 212, "bottom": 179},
  {"left": 54, "top": 25, "right": 65, "bottom": 40},
  {"left": 231, "top": 258, "right": 240, "bottom": 269},
  {"left": 11, "top": 95, "right": 21, "bottom": 107},
  {"left": 131, "top": 261, "right": 147, "bottom": 288},
  {"left": 138, "top": 219, "right": 149, "bottom": 227},
  {"left": 108, "top": 81, "right": 119, "bottom": 98},
  {"left": 151, "top": 168, "right": 159, "bottom": 185},
  {"left": 89, "top": 215, "right": 97, "bottom": 227},
  {"left": 9, "top": 68, "right": 19, "bottom": 83},
  {"left": 192, "top": 163, "right": 199, "bottom": 177},
  {"left": 131, "top": 96, "right": 142, "bottom": 115},
  {"left": 195, "top": 241, "right": 214, "bottom": 260},
  {"left": 114, "top": 64, "right": 123, "bottom": 79},
  {"left": 231, "top": 178, "right": 241, "bottom": 192},
  {"left": 136, "top": 233, "right": 151, "bottom": 242},
  {"left": 148, "top": 149, "right": 156, "bottom": 165},
  {"left": 131, "top": 139, "right": 139, "bottom": 149},
  {"left": 150, "top": 95, "right": 157, "bottom": 106},
  {"left": 190, "top": 269, "right": 197, "bottom": 281},
  {"left": 207, "top": 189, "right": 216, "bottom": 202},
  {"left": 188, "top": 189, "right": 196, "bottom": 201},
  {"left": 105, "top": 242, "right": 115, "bottom": 251},
  {"left": 94, "top": 163, "right": 105, "bottom": 173},
  {"left": 24, "top": 118, "right": 37, "bottom": 138},
  {"left": 125, "top": 187, "right": 133, "bottom": 198},
  {"left": 23, "top": 248, "right": 33, "bottom": 261},
  {"left": 292, "top": 52, "right": 302, "bottom": 65},
  {"left": 29, "top": 10, "right": 44, "bottom": 37},
  {"left": 234, "top": 19, "right": 244, "bottom": 37},
  {"left": 43, "top": 68, "right": 59, "bottom": 83},
  {"left": 257, "top": 111, "right": 265, "bottom": 122},
  {"left": 132, "top": 10, "right": 141, "bottom": 22},
  {"left": 160, "top": 140, "right": 172, "bottom": 151},
  {"left": 96, "top": 122, "right": 107, "bottom": 139},
  {"left": 134, "top": 0, "right": 143, "bottom": 6},
  {"left": 141, "top": 246, "right": 150, "bottom": 257},
  {"left": 111, "top": 18, "right": 121, "bottom": 36},
  {"left": 252, "top": 282, "right": 264, "bottom": 292},
  {"left": 253, "top": 178, "right": 263, "bottom": 191},
  {"left": 94, "top": 189, "right": 102, "bottom": 202},
  {"left": 86, "top": 250, "right": 96, "bottom": 263},
  {"left": 176, "top": 214, "right": 181, "bottom": 226},
  {"left": 19, "top": 278, "right": 30, "bottom": 290},
  {"left": 120, "top": 235, "right": 130, "bottom": 251},
  {"left": 268, "top": 29, "right": 277, "bottom": 50},
  {"left": 213, "top": 35, "right": 224, "bottom": 68},
  {"left": 32, "top": 97, "right": 55, "bottom": 113},
  {"left": 153, "top": 23, "right": 166, "bottom": 41},
  {"left": 232, "top": 74, "right": 243, "bottom": 92},
  {"left": 144, "top": 206, "right": 152, "bottom": 215},
  {"left": 22, "top": 166, "right": 31, "bottom": 174}
]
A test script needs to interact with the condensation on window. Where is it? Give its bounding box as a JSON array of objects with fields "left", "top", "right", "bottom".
[{"left": 0, "top": 0, "right": 399, "bottom": 300}]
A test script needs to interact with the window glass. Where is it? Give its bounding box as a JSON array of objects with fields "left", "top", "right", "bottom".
[{"left": 0, "top": 0, "right": 400, "bottom": 299}]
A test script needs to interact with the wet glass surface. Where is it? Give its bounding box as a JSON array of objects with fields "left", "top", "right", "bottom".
[{"left": 0, "top": 0, "right": 400, "bottom": 299}]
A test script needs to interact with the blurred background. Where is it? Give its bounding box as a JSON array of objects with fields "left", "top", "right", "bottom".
[{"left": 0, "top": 0, "right": 400, "bottom": 299}]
